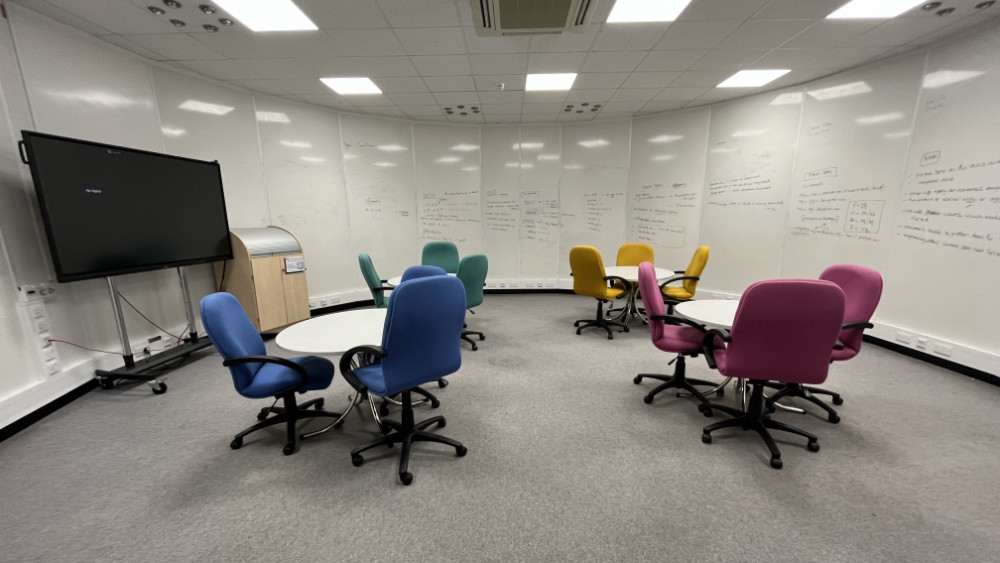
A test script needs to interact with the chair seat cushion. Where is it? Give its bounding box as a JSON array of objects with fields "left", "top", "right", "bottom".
[
  {"left": 830, "top": 346, "right": 860, "bottom": 362},
  {"left": 603, "top": 287, "right": 626, "bottom": 300},
  {"left": 240, "top": 356, "right": 335, "bottom": 399},
  {"left": 651, "top": 325, "right": 703, "bottom": 353},
  {"left": 353, "top": 363, "right": 389, "bottom": 397},
  {"left": 662, "top": 286, "right": 694, "bottom": 300}
]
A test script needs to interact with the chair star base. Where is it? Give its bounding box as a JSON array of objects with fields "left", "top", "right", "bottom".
[
  {"left": 634, "top": 356, "right": 726, "bottom": 416},
  {"left": 574, "top": 300, "right": 628, "bottom": 340},
  {"left": 378, "top": 385, "right": 441, "bottom": 416},
  {"left": 762, "top": 382, "right": 843, "bottom": 423},
  {"left": 351, "top": 390, "right": 466, "bottom": 486},
  {"left": 232, "top": 393, "right": 343, "bottom": 455},
  {"left": 461, "top": 330, "right": 485, "bottom": 351},
  {"left": 701, "top": 382, "right": 820, "bottom": 469}
]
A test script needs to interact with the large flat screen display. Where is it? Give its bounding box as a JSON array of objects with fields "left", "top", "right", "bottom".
[{"left": 20, "top": 131, "right": 233, "bottom": 282}]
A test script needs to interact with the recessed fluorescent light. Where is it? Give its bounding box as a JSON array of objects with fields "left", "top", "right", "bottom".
[
  {"left": 537, "top": 154, "right": 559, "bottom": 160},
  {"left": 321, "top": 77, "right": 382, "bottom": 95},
  {"left": 213, "top": 0, "right": 317, "bottom": 31},
  {"left": 922, "top": 70, "right": 985, "bottom": 89},
  {"left": 525, "top": 73, "right": 577, "bottom": 91},
  {"left": 377, "top": 144, "right": 408, "bottom": 152},
  {"left": 460, "top": 166, "right": 480, "bottom": 172},
  {"left": 256, "top": 111, "right": 290, "bottom": 123},
  {"left": 807, "top": 81, "right": 873, "bottom": 100},
  {"left": 855, "top": 112, "right": 904, "bottom": 124},
  {"left": 436, "top": 156, "right": 461, "bottom": 163},
  {"left": 607, "top": 0, "right": 693, "bottom": 22},
  {"left": 372, "top": 161, "right": 397, "bottom": 168},
  {"left": 160, "top": 127, "right": 186, "bottom": 137},
  {"left": 178, "top": 100, "right": 234, "bottom": 115},
  {"left": 578, "top": 139, "right": 609, "bottom": 148},
  {"left": 281, "top": 140, "right": 312, "bottom": 148},
  {"left": 652, "top": 154, "right": 677, "bottom": 161},
  {"left": 731, "top": 129, "right": 768, "bottom": 138},
  {"left": 648, "top": 134, "right": 684, "bottom": 143},
  {"left": 450, "top": 143, "right": 479, "bottom": 152},
  {"left": 513, "top": 142, "right": 544, "bottom": 150},
  {"left": 301, "top": 156, "right": 325, "bottom": 162},
  {"left": 769, "top": 92, "right": 804, "bottom": 106},
  {"left": 827, "top": 0, "right": 924, "bottom": 19},
  {"left": 717, "top": 70, "right": 790, "bottom": 88}
]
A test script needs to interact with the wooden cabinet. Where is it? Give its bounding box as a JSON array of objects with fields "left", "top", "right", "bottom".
[{"left": 214, "top": 226, "right": 309, "bottom": 332}]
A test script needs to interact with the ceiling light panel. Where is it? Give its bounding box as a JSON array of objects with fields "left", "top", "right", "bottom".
[
  {"left": 827, "top": 0, "right": 926, "bottom": 19},
  {"left": 717, "top": 70, "right": 790, "bottom": 88},
  {"left": 607, "top": 0, "right": 694, "bottom": 22},
  {"left": 525, "top": 73, "right": 577, "bottom": 91},
  {"left": 321, "top": 77, "right": 383, "bottom": 95},
  {"left": 178, "top": 100, "right": 235, "bottom": 115},
  {"left": 213, "top": 0, "right": 318, "bottom": 31}
]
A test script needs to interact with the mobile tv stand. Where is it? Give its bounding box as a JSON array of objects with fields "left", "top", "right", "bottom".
[{"left": 94, "top": 267, "right": 212, "bottom": 394}]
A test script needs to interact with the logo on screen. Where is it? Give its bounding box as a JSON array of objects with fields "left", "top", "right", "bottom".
[{"left": 85, "top": 188, "right": 103, "bottom": 194}]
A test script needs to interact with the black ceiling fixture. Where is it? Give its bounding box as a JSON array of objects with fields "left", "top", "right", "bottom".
[
  {"left": 163, "top": 0, "right": 181, "bottom": 8},
  {"left": 148, "top": 6, "right": 166, "bottom": 15},
  {"left": 921, "top": 2, "right": 942, "bottom": 9}
]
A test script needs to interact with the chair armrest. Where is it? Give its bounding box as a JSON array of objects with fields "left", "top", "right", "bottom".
[
  {"left": 337, "top": 345, "right": 387, "bottom": 392},
  {"left": 659, "top": 275, "right": 699, "bottom": 290},
  {"left": 843, "top": 321, "right": 874, "bottom": 330},
  {"left": 224, "top": 355, "right": 308, "bottom": 390},
  {"left": 602, "top": 275, "right": 632, "bottom": 298},
  {"left": 700, "top": 328, "right": 730, "bottom": 370},
  {"left": 650, "top": 314, "right": 707, "bottom": 332},
  {"left": 834, "top": 340, "right": 845, "bottom": 350}
]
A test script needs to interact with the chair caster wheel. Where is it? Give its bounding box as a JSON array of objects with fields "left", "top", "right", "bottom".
[
  {"left": 633, "top": 376, "right": 642, "bottom": 384},
  {"left": 807, "top": 441, "right": 820, "bottom": 452},
  {"left": 770, "top": 457, "right": 783, "bottom": 469},
  {"left": 98, "top": 378, "right": 115, "bottom": 390},
  {"left": 478, "top": 335, "right": 485, "bottom": 341},
  {"left": 766, "top": 404, "right": 777, "bottom": 414},
  {"left": 314, "top": 399, "right": 325, "bottom": 409},
  {"left": 430, "top": 398, "right": 441, "bottom": 409},
  {"left": 470, "top": 344, "right": 478, "bottom": 351},
  {"left": 257, "top": 409, "right": 269, "bottom": 421},
  {"left": 400, "top": 472, "right": 413, "bottom": 486},
  {"left": 438, "top": 379, "right": 449, "bottom": 388},
  {"left": 698, "top": 404, "right": 713, "bottom": 417},
  {"left": 230, "top": 437, "right": 243, "bottom": 450},
  {"left": 643, "top": 395, "right": 653, "bottom": 404},
  {"left": 607, "top": 334, "right": 613, "bottom": 340},
  {"left": 716, "top": 388, "right": 725, "bottom": 397},
  {"left": 282, "top": 444, "right": 295, "bottom": 455},
  {"left": 437, "top": 419, "right": 446, "bottom": 429},
  {"left": 379, "top": 406, "right": 390, "bottom": 417},
  {"left": 352, "top": 454, "right": 364, "bottom": 467},
  {"left": 828, "top": 413, "right": 840, "bottom": 424},
  {"left": 456, "top": 445, "right": 467, "bottom": 457},
  {"left": 701, "top": 433, "right": 712, "bottom": 444},
  {"left": 832, "top": 396, "right": 844, "bottom": 405},
  {"left": 151, "top": 382, "right": 167, "bottom": 394}
]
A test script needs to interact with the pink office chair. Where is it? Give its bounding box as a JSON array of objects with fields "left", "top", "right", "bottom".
[
  {"left": 763, "top": 265, "right": 883, "bottom": 423},
  {"left": 634, "top": 262, "right": 737, "bottom": 417},
  {"left": 700, "top": 279, "right": 845, "bottom": 469}
]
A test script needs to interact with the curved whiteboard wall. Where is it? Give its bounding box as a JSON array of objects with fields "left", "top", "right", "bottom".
[{"left": 4, "top": 2, "right": 999, "bottom": 379}]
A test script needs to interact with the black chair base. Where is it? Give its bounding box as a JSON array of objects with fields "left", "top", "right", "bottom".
[
  {"left": 702, "top": 382, "right": 820, "bottom": 469},
  {"left": 634, "top": 356, "right": 735, "bottom": 417},
  {"left": 235, "top": 393, "right": 343, "bottom": 455},
  {"left": 351, "top": 390, "right": 466, "bottom": 485},
  {"left": 575, "top": 299, "right": 628, "bottom": 340},
  {"left": 762, "top": 382, "right": 842, "bottom": 423},
  {"left": 461, "top": 330, "right": 485, "bottom": 351},
  {"left": 379, "top": 385, "right": 441, "bottom": 417}
]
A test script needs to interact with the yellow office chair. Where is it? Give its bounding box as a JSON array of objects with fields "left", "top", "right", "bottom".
[
  {"left": 661, "top": 245, "right": 710, "bottom": 313},
  {"left": 570, "top": 246, "right": 630, "bottom": 340},
  {"left": 607, "top": 242, "right": 654, "bottom": 317}
]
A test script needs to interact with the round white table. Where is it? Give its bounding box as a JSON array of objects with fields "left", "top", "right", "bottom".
[
  {"left": 385, "top": 272, "right": 457, "bottom": 287},
  {"left": 603, "top": 265, "right": 674, "bottom": 326}
]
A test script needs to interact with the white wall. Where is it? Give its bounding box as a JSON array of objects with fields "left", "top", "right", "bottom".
[{"left": 1, "top": 4, "right": 997, "bottom": 428}]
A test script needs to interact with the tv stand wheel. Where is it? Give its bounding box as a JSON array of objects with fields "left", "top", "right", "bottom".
[{"left": 150, "top": 382, "right": 167, "bottom": 394}]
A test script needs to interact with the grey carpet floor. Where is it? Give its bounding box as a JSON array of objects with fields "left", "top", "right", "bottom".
[{"left": 1, "top": 293, "right": 998, "bottom": 563}]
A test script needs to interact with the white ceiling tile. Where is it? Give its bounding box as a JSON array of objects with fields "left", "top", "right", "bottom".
[
  {"left": 377, "top": 0, "right": 462, "bottom": 27},
  {"left": 368, "top": 76, "right": 429, "bottom": 92},
  {"left": 581, "top": 51, "right": 646, "bottom": 72},
  {"left": 565, "top": 89, "right": 616, "bottom": 102},
  {"left": 557, "top": 111, "right": 598, "bottom": 121},
  {"left": 753, "top": 0, "right": 848, "bottom": 19},
  {"left": 853, "top": 17, "right": 967, "bottom": 48},
  {"left": 193, "top": 32, "right": 332, "bottom": 59},
  {"left": 522, "top": 103, "right": 565, "bottom": 114},
  {"left": 237, "top": 59, "right": 313, "bottom": 79},
  {"left": 364, "top": 105, "right": 407, "bottom": 116},
  {"left": 446, "top": 113, "right": 484, "bottom": 122},
  {"left": 529, "top": 25, "right": 600, "bottom": 52},
  {"left": 521, "top": 114, "right": 559, "bottom": 123},
  {"left": 298, "top": 57, "right": 418, "bottom": 77},
  {"left": 718, "top": 19, "right": 816, "bottom": 49},
  {"left": 474, "top": 75, "right": 527, "bottom": 92},
  {"left": 527, "top": 52, "right": 587, "bottom": 73},
  {"left": 280, "top": 79, "right": 333, "bottom": 95},
  {"left": 47, "top": 0, "right": 177, "bottom": 34},
  {"left": 751, "top": 48, "right": 833, "bottom": 68},
  {"left": 523, "top": 90, "right": 568, "bottom": 104},
  {"left": 393, "top": 27, "right": 467, "bottom": 55},
  {"left": 636, "top": 50, "right": 707, "bottom": 72},
  {"left": 590, "top": 24, "right": 668, "bottom": 51},
  {"left": 412, "top": 55, "right": 472, "bottom": 76},
  {"left": 599, "top": 101, "right": 646, "bottom": 113},
  {"left": 610, "top": 88, "right": 661, "bottom": 102},
  {"left": 100, "top": 35, "right": 165, "bottom": 59},
  {"left": 432, "top": 92, "right": 481, "bottom": 105},
  {"left": 21, "top": 1, "right": 115, "bottom": 35},
  {"left": 387, "top": 92, "right": 438, "bottom": 105},
  {"left": 476, "top": 90, "right": 525, "bottom": 104},
  {"left": 468, "top": 54, "right": 529, "bottom": 75},
  {"left": 179, "top": 59, "right": 260, "bottom": 80},
  {"left": 573, "top": 73, "right": 629, "bottom": 89},
  {"left": 121, "top": 33, "right": 226, "bottom": 60},
  {"left": 461, "top": 27, "right": 532, "bottom": 54},
  {"left": 345, "top": 95, "right": 395, "bottom": 107},
  {"left": 689, "top": 49, "right": 769, "bottom": 70},
  {"left": 482, "top": 103, "right": 522, "bottom": 114},
  {"left": 404, "top": 105, "right": 448, "bottom": 116},
  {"left": 669, "top": 70, "right": 733, "bottom": 88},
  {"left": 640, "top": 100, "right": 689, "bottom": 113},
  {"left": 423, "top": 75, "right": 477, "bottom": 92},
  {"left": 621, "top": 72, "right": 680, "bottom": 88},
  {"left": 319, "top": 29, "right": 404, "bottom": 56},
  {"left": 781, "top": 21, "right": 881, "bottom": 48},
  {"left": 226, "top": 79, "right": 290, "bottom": 96},
  {"left": 653, "top": 20, "right": 743, "bottom": 50},
  {"left": 654, "top": 87, "right": 712, "bottom": 101},
  {"left": 803, "top": 46, "right": 896, "bottom": 68},
  {"left": 483, "top": 114, "right": 524, "bottom": 123},
  {"left": 296, "top": 0, "right": 389, "bottom": 28},
  {"left": 678, "top": 0, "right": 771, "bottom": 21}
]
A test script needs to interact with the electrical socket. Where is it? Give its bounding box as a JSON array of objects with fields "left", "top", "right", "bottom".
[
  {"left": 328, "top": 296, "right": 341, "bottom": 305},
  {"left": 34, "top": 317, "right": 50, "bottom": 335},
  {"left": 895, "top": 331, "right": 913, "bottom": 345},
  {"left": 41, "top": 345, "right": 57, "bottom": 362},
  {"left": 932, "top": 342, "right": 953, "bottom": 357},
  {"left": 320, "top": 298, "right": 329, "bottom": 306},
  {"left": 309, "top": 299, "right": 320, "bottom": 309},
  {"left": 916, "top": 337, "right": 929, "bottom": 350},
  {"left": 545, "top": 282, "right": 555, "bottom": 288},
  {"left": 30, "top": 304, "right": 46, "bottom": 319},
  {"left": 45, "top": 358, "right": 60, "bottom": 375}
]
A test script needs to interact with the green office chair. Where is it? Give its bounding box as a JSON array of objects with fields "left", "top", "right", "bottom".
[
  {"left": 359, "top": 253, "right": 393, "bottom": 308},
  {"left": 456, "top": 254, "right": 488, "bottom": 351},
  {"left": 421, "top": 241, "right": 460, "bottom": 273}
]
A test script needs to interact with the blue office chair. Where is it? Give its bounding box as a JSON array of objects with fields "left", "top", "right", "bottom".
[
  {"left": 456, "top": 254, "right": 488, "bottom": 351},
  {"left": 340, "top": 274, "right": 468, "bottom": 485},
  {"left": 421, "top": 241, "right": 460, "bottom": 273},
  {"left": 200, "top": 292, "right": 344, "bottom": 455}
]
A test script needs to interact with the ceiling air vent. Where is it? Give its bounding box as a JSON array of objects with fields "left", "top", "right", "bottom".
[{"left": 472, "top": 0, "right": 599, "bottom": 36}]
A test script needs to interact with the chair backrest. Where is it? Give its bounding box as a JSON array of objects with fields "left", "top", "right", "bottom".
[
  {"left": 569, "top": 245, "right": 608, "bottom": 300},
  {"left": 358, "top": 253, "right": 387, "bottom": 308},
  {"left": 819, "top": 264, "right": 883, "bottom": 358},
  {"left": 401, "top": 264, "right": 446, "bottom": 282},
  {"left": 638, "top": 261, "right": 668, "bottom": 340},
  {"left": 680, "top": 245, "right": 710, "bottom": 294},
  {"left": 421, "top": 241, "right": 460, "bottom": 273},
  {"left": 456, "top": 253, "right": 488, "bottom": 309},
  {"left": 200, "top": 292, "right": 267, "bottom": 394},
  {"left": 617, "top": 243, "right": 654, "bottom": 266},
  {"left": 724, "top": 279, "right": 845, "bottom": 385},
  {"left": 380, "top": 275, "right": 466, "bottom": 396}
]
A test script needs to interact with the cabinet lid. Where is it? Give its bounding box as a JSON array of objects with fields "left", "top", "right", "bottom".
[{"left": 231, "top": 227, "right": 301, "bottom": 256}]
